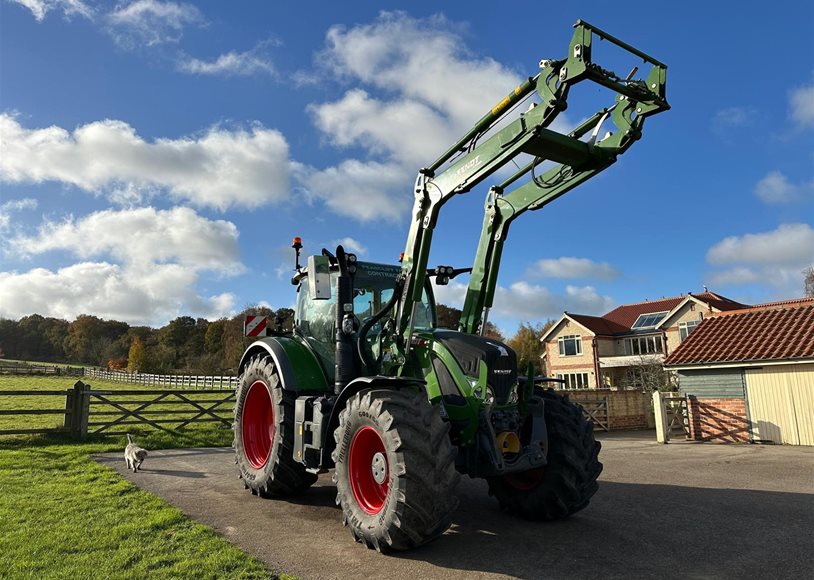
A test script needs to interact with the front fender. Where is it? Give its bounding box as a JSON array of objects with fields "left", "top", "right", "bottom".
[
  {"left": 238, "top": 336, "right": 329, "bottom": 393},
  {"left": 321, "top": 376, "right": 426, "bottom": 468}
]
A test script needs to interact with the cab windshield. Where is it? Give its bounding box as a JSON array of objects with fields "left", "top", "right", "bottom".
[{"left": 295, "top": 262, "right": 435, "bottom": 373}]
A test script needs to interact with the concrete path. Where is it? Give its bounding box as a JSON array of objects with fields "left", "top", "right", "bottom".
[{"left": 96, "top": 432, "right": 814, "bottom": 579}]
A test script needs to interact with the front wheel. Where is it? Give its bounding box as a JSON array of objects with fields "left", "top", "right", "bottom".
[
  {"left": 487, "top": 389, "right": 602, "bottom": 519},
  {"left": 332, "top": 388, "right": 460, "bottom": 552},
  {"left": 234, "top": 355, "right": 317, "bottom": 496}
]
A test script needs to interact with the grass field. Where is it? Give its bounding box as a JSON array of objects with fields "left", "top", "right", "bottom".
[
  {"left": 0, "top": 375, "right": 234, "bottom": 433},
  {"left": 0, "top": 375, "right": 287, "bottom": 579}
]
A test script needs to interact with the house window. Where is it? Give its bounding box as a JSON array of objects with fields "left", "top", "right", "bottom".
[
  {"left": 679, "top": 320, "right": 700, "bottom": 342},
  {"left": 558, "top": 335, "right": 582, "bottom": 356},
  {"left": 556, "top": 372, "right": 590, "bottom": 390},
  {"left": 631, "top": 311, "right": 669, "bottom": 329},
  {"left": 625, "top": 335, "right": 663, "bottom": 355}
]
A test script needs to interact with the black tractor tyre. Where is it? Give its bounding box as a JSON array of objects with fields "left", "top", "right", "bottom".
[
  {"left": 234, "top": 355, "right": 317, "bottom": 497},
  {"left": 332, "top": 388, "right": 460, "bottom": 552},
  {"left": 487, "top": 388, "right": 602, "bottom": 520}
]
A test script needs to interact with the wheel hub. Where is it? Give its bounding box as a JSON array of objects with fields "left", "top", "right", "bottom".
[
  {"left": 348, "top": 426, "right": 389, "bottom": 515},
  {"left": 371, "top": 452, "right": 387, "bottom": 484},
  {"left": 241, "top": 380, "right": 274, "bottom": 469}
]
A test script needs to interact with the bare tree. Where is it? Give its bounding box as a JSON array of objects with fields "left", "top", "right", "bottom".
[
  {"left": 804, "top": 265, "right": 814, "bottom": 298},
  {"left": 618, "top": 355, "right": 677, "bottom": 392}
]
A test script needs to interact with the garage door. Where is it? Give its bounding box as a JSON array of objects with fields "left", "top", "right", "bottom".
[{"left": 745, "top": 363, "right": 814, "bottom": 446}]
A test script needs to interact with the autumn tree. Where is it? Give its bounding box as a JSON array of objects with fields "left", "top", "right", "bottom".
[
  {"left": 127, "top": 336, "right": 147, "bottom": 372},
  {"left": 507, "top": 321, "right": 554, "bottom": 376},
  {"left": 434, "top": 303, "right": 504, "bottom": 341}
]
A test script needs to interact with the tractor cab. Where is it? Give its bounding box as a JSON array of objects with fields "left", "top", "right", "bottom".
[{"left": 294, "top": 259, "right": 435, "bottom": 377}]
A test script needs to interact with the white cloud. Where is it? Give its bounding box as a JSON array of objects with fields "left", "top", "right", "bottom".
[
  {"left": 0, "top": 207, "right": 243, "bottom": 326},
  {"left": 298, "top": 159, "right": 411, "bottom": 222},
  {"left": 0, "top": 113, "right": 292, "bottom": 211},
  {"left": 329, "top": 237, "right": 368, "bottom": 257},
  {"left": 301, "top": 12, "right": 541, "bottom": 222},
  {"left": 706, "top": 224, "right": 814, "bottom": 296},
  {"left": 0, "top": 262, "right": 234, "bottom": 326},
  {"left": 707, "top": 267, "right": 762, "bottom": 286},
  {"left": 106, "top": 0, "right": 204, "bottom": 48},
  {"left": 434, "top": 280, "right": 614, "bottom": 323},
  {"left": 707, "top": 223, "right": 814, "bottom": 266},
  {"left": 8, "top": 0, "right": 92, "bottom": 21},
  {"left": 754, "top": 170, "right": 813, "bottom": 204},
  {"left": 177, "top": 41, "right": 277, "bottom": 77},
  {"left": 712, "top": 106, "right": 756, "bottom": 130},
  {"left": 11, "top": 206, "right": 244, "bottom": 274},
  {"left": 789, "top": 83, "right": 814, "bottom": 129},
  {"left": 530, "top": 257, "right": 619, "bottom": 280},
  {"left": 0, "top": 198, "right": 37, "bottom": 232}
]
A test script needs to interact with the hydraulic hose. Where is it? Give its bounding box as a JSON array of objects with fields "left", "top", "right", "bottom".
[{"left": 357, "top": 277, "right": 405, "bottom": 373}]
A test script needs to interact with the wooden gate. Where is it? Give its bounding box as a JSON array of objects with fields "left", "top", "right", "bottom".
[
  {"left": 85, "top": 387, "right": 235, "bottom": 436},
  {"left": 654, "top": 391, "right": 690, "bottom": 442},
  {"left": 576, "top": 397, "right": 610, "bottom": 432}
]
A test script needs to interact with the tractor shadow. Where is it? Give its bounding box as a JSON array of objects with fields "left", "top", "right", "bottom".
[{"left": 390, "top": 480, "right": 814, "bottom": 579}]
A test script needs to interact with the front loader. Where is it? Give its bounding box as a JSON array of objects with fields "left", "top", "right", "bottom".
[{"left": 233, "top": 20, "right": 670, "bottom": 552}]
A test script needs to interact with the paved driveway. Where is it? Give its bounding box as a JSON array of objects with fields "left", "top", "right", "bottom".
[{"left": 96, "top": 432, "right": 814, "bottom": 579}]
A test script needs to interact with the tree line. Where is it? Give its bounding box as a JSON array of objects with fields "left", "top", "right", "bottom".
[{"left": 0, "top": 305, "right": 553, "bottom": 376}]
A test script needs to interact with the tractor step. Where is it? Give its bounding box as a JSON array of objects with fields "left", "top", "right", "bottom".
[{"left": 294, "top": 396, "right": 331, "bottom": 470}]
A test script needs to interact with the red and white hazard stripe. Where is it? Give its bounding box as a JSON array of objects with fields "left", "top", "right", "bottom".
[{"left": 244, "top": 315, "right": 268, "bottom": 337}]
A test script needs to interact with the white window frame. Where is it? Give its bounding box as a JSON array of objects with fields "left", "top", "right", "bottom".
[
  {"left": 679, "top": 320, "right": 701, "bottom": 342},
  {"left": 558, "top": 334, "right": 583, "bottom": 356},
  {"left": 556, "top": 372, "right": 590, "bottom": 390},
  {"left": 625, "top": 335, "right": 663, "bottom": 355}
]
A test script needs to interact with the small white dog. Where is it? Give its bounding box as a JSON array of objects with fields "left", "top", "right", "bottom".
[{"left": 124, "top": 433, "right": 148, "bottom": 473}]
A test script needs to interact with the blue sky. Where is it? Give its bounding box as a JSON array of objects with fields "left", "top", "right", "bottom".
[{"left": 1, "top": 0, "right": 812, "bottom": 335}]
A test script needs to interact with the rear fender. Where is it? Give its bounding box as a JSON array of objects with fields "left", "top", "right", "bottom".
[
  {"left": 321, "top": 376, "right": 425, "bottom": 469},
  {"left": 238, "top": 337, "right": 329, "bottom": 393}
]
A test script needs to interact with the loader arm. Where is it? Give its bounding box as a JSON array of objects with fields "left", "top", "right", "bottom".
[
  {"left": 460, "top": 91, "right": 668, "bottom": 333},
  {"left": 392, "top": 20, "right": 669, "bottom": 360}
]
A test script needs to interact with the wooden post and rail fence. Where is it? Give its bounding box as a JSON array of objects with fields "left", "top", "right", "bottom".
[{"left": 0, "top": 381, "right": 235, "bottom": 438}]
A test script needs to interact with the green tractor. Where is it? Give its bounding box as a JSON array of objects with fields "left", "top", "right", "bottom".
[{"left": 234, "top": 20, "right": 669, "bottom": 552}]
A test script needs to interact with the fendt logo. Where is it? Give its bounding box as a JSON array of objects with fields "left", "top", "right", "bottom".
[{"left": 455, "top": 155, "right": 481, "bottom": 178}]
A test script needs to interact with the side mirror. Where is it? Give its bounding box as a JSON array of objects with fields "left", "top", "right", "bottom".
[{"left": 307, "top": 255, "right": 331, "bottom": 300}]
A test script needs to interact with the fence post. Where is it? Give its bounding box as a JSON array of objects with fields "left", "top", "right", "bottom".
[
  {"left": 78, "top": 381, "right": 91, "bottom": 437},
  {"left": 64, "top": 385, "right": 76, "bottom": 434},
  {"left": 653, "top": 390, "right": 669, "bottom": 443}
]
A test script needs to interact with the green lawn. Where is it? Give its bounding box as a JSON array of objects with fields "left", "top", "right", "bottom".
[
  {"left": 0, "top": 376, "right": 288, "bottom": 579},
  {"left": 0, "top": 375, "right": 234, "bottom": 433}
]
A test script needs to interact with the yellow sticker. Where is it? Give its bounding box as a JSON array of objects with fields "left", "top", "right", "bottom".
[{"left": 491, "top": 95, "right": 511, "bottom": 115}]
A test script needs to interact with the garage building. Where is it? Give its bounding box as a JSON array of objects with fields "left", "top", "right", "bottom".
[{"left": 664, "top": 298, "right": 814, "bottom": 445}]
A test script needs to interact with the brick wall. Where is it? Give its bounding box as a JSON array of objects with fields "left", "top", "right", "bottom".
[
  {"left": 563, "top": 389, "right": 652, "bottom": 431},
  {"left": 686, "top": 396, "right": 749, "bottom": 443}
]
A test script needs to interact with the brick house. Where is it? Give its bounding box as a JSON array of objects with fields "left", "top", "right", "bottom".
[
  {"left": 664, "top": 298, "right": 814, "bottom": 445},
  {"left": 540, "top": 291, "right": 747, "bottom": 389}
]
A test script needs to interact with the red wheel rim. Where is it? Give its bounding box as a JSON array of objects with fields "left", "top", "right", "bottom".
[
  {"left": 242, "top": 380, "right": 274, "bottom": 469},
  {"left": 505, "top": 468, "right": 546, "bottom": 491},
  {"left": 349, "top": 426, "right": 389, "bottom": 515}
]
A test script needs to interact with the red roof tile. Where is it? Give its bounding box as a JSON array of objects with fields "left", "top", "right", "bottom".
[
  {"left": 567, "top": 313, "right": 628, "bottom": 336},
  {"left": 664, "top": 303, "right": 814, "bottom": 366},
  {"left": 602, "top": 296, "right": 685, "bottom": 328}
]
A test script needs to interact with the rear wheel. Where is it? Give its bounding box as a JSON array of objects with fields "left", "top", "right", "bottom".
[
  {"left": 234, "top": 355, "right": 317, "bottom": 496},
  {"left": 332, "top": 388, "right": 460, "bottom": 552},
  {"left": 487, "top": 389, "right": 602, "bottom": 519}
]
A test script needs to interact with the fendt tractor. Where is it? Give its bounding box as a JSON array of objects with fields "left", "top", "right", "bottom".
[{"left": 234, "top": 20, "right": 669, "bottom": 551}]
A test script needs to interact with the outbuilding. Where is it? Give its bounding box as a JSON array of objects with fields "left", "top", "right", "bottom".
[{"left": 664, "top": 298, "right": 814, "bottom": 445}]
